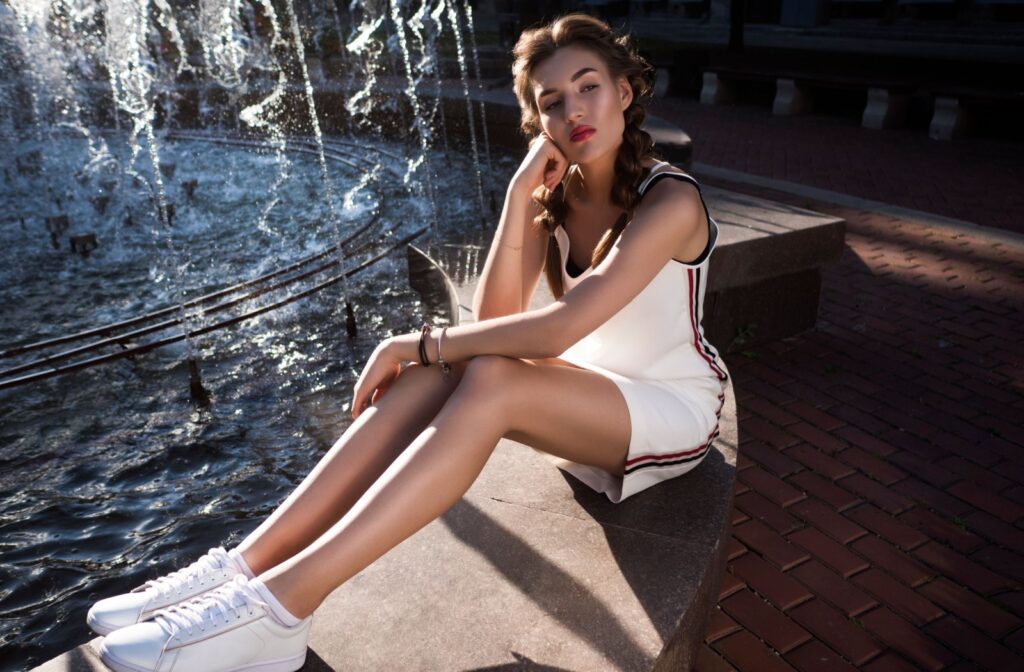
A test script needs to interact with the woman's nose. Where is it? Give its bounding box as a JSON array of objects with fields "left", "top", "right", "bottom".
[{"left": 564, "top": 94, "right": 584, "bottom": 122}]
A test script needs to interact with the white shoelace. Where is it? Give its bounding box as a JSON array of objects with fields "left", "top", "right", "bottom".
[
  {"left": 139, "top": 547, "right": 233, "bottom": 600},
  {"left": 153, "top": 575, "right": 268, "bottom": 640}
]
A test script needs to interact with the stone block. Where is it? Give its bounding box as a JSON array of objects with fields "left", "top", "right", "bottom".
[
  {"left": 701, "top": 72, "right": 736, "bottom": 105},
  {"left": 773, "top": 78, "right": 811, "bottom": 116},
  {"left": 862, "top": 87, "right": 909, "bottom": 130}
]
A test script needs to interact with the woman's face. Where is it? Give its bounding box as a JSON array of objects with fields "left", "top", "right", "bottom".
[{"left": 531, "top": 44, "right": 633, "bottom": 165}]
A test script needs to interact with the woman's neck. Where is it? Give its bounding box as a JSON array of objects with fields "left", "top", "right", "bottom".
[{"left": 567, "top": 148, "right": 618, "bottom": 209}]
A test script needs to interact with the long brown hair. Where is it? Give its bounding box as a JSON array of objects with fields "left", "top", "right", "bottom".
[{"left": 512, "top": 13, "right": 658, "bottom": 299}]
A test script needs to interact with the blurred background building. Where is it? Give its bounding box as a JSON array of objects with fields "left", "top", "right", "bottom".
[{"left": 469, "top": 0, "right": 1023, "bottom": 142}]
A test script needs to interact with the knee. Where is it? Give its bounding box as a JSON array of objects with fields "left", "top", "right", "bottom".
[{"left": 458, "top": 355, "right": 520, "bottom": 399}]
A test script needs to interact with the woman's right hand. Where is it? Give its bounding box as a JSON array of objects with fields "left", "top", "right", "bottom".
[{"left": 512, "top": 132, "right": 569, "bottom": 195}]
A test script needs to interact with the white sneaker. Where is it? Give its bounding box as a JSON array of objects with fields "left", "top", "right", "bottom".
[
  {"left": 98, "top": 575, "right": 311, "bottom": 672},
  {"left": 87, "top": 547, "right": 250, "bottom": 635}
]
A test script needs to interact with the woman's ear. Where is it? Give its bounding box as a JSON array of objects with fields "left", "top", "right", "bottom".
[{"left": 618, "top": 76, "right": 633, "bottom": 110}]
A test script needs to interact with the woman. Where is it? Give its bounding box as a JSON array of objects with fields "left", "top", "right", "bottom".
[{"left": 89, "top": 12, "right": 728, "bottom": 672}]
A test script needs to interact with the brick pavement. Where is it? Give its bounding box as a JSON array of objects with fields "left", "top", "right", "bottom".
[
  {"left": 686, "top": 171, "right": 1024, "bottom": 671},
  {"left": 647, "top": 97, "right": 1024, "bottom": 235}
]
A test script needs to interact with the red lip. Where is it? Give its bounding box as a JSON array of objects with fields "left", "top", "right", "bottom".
[{"left": 570, "top": 126, "right": 595, "bottom": 142}]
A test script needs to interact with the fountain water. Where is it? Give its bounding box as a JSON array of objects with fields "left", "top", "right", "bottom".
[{"left": 0, "top": 2, "right": 504, "bottom": 667}]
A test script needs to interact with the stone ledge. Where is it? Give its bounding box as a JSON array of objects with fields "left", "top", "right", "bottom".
[{"left": 35, "top": 241, "right": 736, "bottom": 672}]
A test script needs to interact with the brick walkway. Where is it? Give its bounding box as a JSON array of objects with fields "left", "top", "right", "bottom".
[
  {"left": 640, "top": 95, "right": 1024, "bottom": 671},
  {"left": 647, "top": 98, "right": 1024, "bottom": 235},
  {"left": 684, "top": 174, "right": 1024, "bottom": 671}
]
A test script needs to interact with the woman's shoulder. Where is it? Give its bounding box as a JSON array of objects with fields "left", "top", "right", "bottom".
[{"left": 638, "top": 160, "right": 700, "bottom": 196}]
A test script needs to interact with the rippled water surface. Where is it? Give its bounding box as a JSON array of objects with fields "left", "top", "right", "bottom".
[{"left": 0, "top": 134, "right": 497, "bottom": 670}]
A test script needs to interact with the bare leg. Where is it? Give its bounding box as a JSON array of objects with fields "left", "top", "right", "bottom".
[
  {"left": 235, "top": 360, "right": 468, "bottom": 575},
  {"left": 256, "top": 354, "right": 632, "bottom": 618}
]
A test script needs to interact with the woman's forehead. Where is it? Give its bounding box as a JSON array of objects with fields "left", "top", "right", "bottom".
[{"left": 532, "top": 46, "right": 608, "bottom": 97}]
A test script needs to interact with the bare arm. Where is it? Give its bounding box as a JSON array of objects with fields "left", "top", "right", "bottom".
[{"left": 471, "top": 184, "right": 547, "bottom": 320}]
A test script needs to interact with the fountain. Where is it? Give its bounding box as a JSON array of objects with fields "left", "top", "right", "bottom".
[{"left": 0, "top": 1, "right": 503, "bottom": 668}]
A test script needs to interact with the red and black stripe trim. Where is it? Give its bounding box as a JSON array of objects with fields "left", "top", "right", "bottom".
[
  {"left": 688, "top": 267, "right": 729, "bottom": 382},
  {"left": 623, "top": 393, "right": 725, "bottom": 475}
]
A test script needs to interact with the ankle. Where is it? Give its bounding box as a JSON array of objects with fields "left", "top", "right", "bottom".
[
  {"left": 228, "top": 547, "right": 258, "bottom": 579},
  {"left": 250, "top": 577, "right": 307, "bottom": 626}
]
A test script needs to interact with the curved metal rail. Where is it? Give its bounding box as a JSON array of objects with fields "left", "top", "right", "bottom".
[
  {"left": 0, "top": 226, "right": 428, "bottom": 391},
  {"left": 0, "top": 132, "right": 432, "bottom": 390}
]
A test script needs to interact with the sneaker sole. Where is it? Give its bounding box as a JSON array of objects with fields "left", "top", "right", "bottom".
[
  {"left": 86, "top": 608, "right": 119, "bottom": 636},
  {"left": 98, "top": 641, "right": 307, "bottom": 672}
]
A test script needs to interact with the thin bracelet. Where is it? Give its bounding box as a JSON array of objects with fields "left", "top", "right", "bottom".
[
  {"left": 499, "top": 242, "right": 523, "bottom": 251},
  {"left": 437, "top": 327, "right": 452, "bottom": 380},
  {"left": 418, "top": 323, "right": 431, "bottom": 366}
]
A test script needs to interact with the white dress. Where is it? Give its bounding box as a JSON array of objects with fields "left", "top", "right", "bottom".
[{"left": 545, "top": 163, "right": 729, "bottom": 503}]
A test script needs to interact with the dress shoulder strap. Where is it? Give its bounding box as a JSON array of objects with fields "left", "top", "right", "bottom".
[{"left": 638, "top": 166, "right": 701, "bottom": 198}]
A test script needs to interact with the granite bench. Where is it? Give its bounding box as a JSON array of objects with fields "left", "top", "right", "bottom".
[{"left": 33, "top": 245, "right": 737, "bottom": 672}]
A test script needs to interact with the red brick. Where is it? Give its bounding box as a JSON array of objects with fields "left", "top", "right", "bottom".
[
  {"left": 741, "top": 378, "right": 796, "bottom": 406},
  {"left": 861, "top": 652, "right": 924, "bottom": 672},
  {"left": 695, "top": 643, "right": 737, "bottom": 672},
  {"left": 851, "top": 535, "right": 934, "bottom": 588},
  {"left": 837, "top": 447, "right": 907, "bottom": 486},
  {"left": 788, "top": 528, "right": 869, "bottom": 578},
  {"left": 924, "top": 615, "right": 1024, "bottom": 671},
  {"left": 835, "top": 426, "right": 897, "bottom": 457},
  {"left": 704, "top": 606, "right": 742, "bottom": 643},
  {"left": 790, "top": 559, "right": 877, "bottom": 617},
  {"left": 913, "top": 541, "right": 1013, "bottom": 596},
  {"left": 786, "top": 443, "right": 855, "bottom": 481},
  {"left": 719, "top": 569, "right": 746, "bottom": 600},
  {"left": 737, "top": 450, "right": 753, "bottom": 473},
  {"left": 745, "top": 416, "right": 801, "bottom": 451},
  {"left": 860, "top": 606, "right": 958, "bottom": 672},
  {"left": 847, "top": 504, "right": 928, "bottom": 551},
  {"left": 785, "top": 401, "right": 846, "bottom": 432},
  {"left": 898, "top": 507, "right": 986, "bottom": 554},
  {"left": 937, "top": 455, "right": 1013, "bottom": 492},
  {"left": 993, "top": 589, "right": 1024, "bottom": 619},
  {"left": 732, "top": 506, "right": 750, "bottom": 526},
  {"left": 887, "top": 451, "right": 959, "bottom": 489},
  {"left": 735, "top": 491, "right": 802, "bottom": 535},
  {"left": 881, "top": 428, "right": 948, "bottom": 462},
  {"left": 729, "top": 552, "right": 813, "bottom": 612},
  {"left": 727, "top": 537, "right": 748, "bottom": 561},
  {"left": 962, "top": 510, "right": 1024, "bottom": 555},
  {"left": 918, "top": 576, "right": 1024, "bottom": 638},
  {"left": 851, "top": 568, "right": 945, "bottom": 626},
  {"left": 712, "top": 630, "right": 798, "bottom": 672},
  {"left": 828, "top": 402, "right": 892, "bottom": 435},
  {"left": 789, "top": 598, "right": 883, "bottom": 666},
  {"left": 892, "top": 477, "right": 974, "bottom": 517},
  {"left": 740, "top": 441, "right": 803, "bottom": 478},
  {"left": 970, "top": 545, "right": 1024, "bottom": 583},
  {"left": 721, "top": 589, "right": 812, "bottom": 654},
  {"left": 790, "top": 422, "right": 848, "bottom": 455},
  {"left": 949, "top": 480, "right": 1024, "bottom": 524},
  {"left": 1007, "top": 623, "right": 1024, "bottom": 655},
  {"left": 790, "top": 498, "right": 868, "bottom": 545},
  {"left": 789, "top": 472, "right": 861, "bottom": 511},
  {"left": 786, "top": 640, "right": 860, "bottom": 672},
  {"left": 733, "top": 519, "right": 810, "bottom": 571},
  {"left": 745, "top": 396, "right": 800, "bottom": 427},
  {"left": 738, "top": 465, "right": 807, "bottom": 508},
  {"left": 839, "top": 473, "right": 915, "bottom": 515}
]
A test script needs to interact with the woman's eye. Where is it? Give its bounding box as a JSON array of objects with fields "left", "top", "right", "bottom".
[
  {"left": 544, "top": 100, "right": 560, "bottom": 112},
  {"left": 583, "top": 84, "right": 598, "bottom": 92}
]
